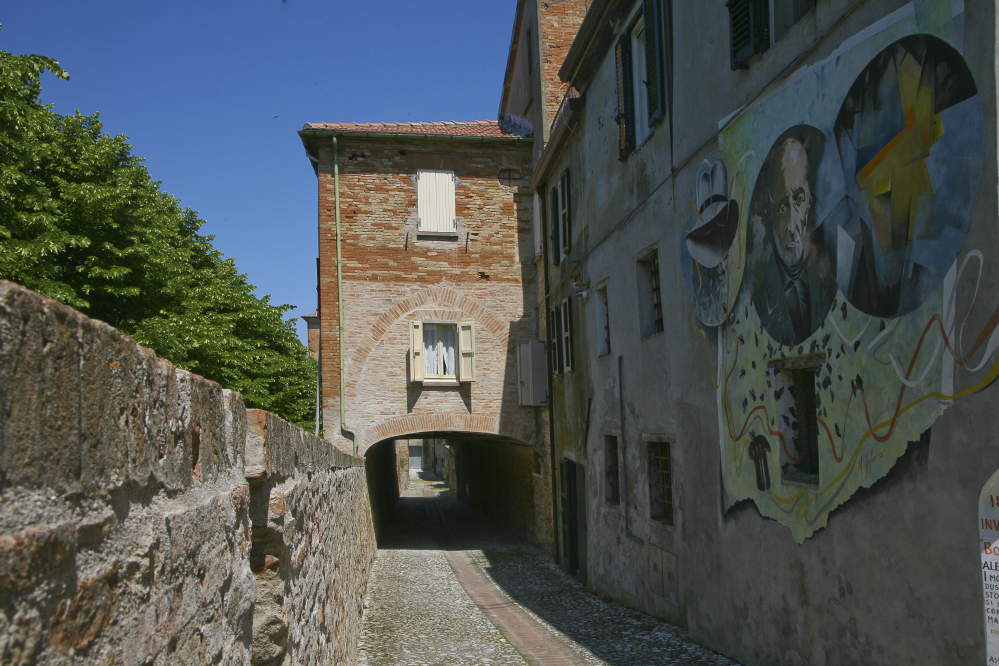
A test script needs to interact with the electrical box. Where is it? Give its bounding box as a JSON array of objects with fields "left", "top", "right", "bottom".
[{"left": 517, "top": 340, "right": 548, "bottom": 406}]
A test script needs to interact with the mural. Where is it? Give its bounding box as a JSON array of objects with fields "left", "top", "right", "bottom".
[
  {"left": 747, "top": 125, "right": 836, "bottom": 347},
  {"left": 681, "top": 150, "right": 747, "bottom": 327},
  {"left": 682, "top": 0, "right": 998, "bottom": 543}
]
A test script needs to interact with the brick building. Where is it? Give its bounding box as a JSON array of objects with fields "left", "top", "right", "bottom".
[{"left": 299, "top": 0, "right": 587, "bottom": 552}]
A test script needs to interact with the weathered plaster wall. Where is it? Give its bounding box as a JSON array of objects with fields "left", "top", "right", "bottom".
[
  {"left": 0, "top": 281, "right": 375, "bottom": 665},
  {"left": 543, "top": 0, "right": 999, "bottom": 664}
]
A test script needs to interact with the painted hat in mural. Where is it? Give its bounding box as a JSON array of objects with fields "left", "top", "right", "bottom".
[{"left": 686, "top": 159, "right": 740, "bottom": 269}]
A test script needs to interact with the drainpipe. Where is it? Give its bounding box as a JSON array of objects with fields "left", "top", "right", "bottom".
[
  {"left": 619, "top": 355, "right": 644, "bottom": 544},
  {"left": 331, "top": 137, "right": 359, "bottom": 455}
]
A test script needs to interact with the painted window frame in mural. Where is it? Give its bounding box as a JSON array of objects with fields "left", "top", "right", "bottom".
[
  {"left": 768, "top": 354, "right": 823, "bottom": 486},
  {"left": 615, "top": 0, "right": 666, "bottom": 157},
  {"left": 727, "top": 0, "right": 814, "bottom": 70},
  {"left": 646, "top": 434, "right": 674, "bottom": 526}
]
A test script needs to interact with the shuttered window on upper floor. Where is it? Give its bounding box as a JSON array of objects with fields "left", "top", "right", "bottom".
[
  {"left": 417, "top": 170, "right": 457, "bottom": 234},
  {"left": 728, "top": 0, "right": 814, "bottom": 70},
  {"left": 615, "top": 0, "right": 666, "bottom": 158}
]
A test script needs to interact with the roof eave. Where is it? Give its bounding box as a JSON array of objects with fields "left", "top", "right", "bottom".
[
  {"left": 531, "top": 94, "right": 585, "bottom": 191},
  {"left": 297, "top": 128, "right": 533, "bottom": 142},
  {"left": 558, "top": 0, "right": 632, "bottom": 88},
  {"left": 498, "top": 0, "right": 529, "bottom": 119}
]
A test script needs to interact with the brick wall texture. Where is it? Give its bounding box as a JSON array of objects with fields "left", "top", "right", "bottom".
[
  {"left": 311, "top": 136, "right": 541, "bottom": 455},
  {"left": 0, "top": 281, "right": 374, "bottom": 665},
  {"left": 540, "top": 0, "right": 588, "bottom": 129}
]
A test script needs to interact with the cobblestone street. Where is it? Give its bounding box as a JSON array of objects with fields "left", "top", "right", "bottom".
[{"left": 358, "top": 473, "right": 741, "bottom": 666}]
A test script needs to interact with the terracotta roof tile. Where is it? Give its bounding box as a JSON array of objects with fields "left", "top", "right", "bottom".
[{"left": 301, "top": 120, "right": 531, "bottom": 138}]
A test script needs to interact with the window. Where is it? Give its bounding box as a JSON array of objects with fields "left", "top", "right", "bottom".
[
  {"left": 647, "top": 438, "right": 673, "bottom": 525},
  {"left": 532, "top": 193, "right": 543, "bottom": 258},
  {"left": 728, "top": 0, "right": 814, "bottom": 69},
  {"left": 605, "top": 435, "right": 620, "bottom": 504},
  {"left": 595, "top": 286, "right": 610, "bottom": 356},
  {"left": 561, "top": 298, "right": 574, "bottom": 373},
  {"left": 550, "top": 307, "right": 563, "bottom": 375},
  {"left": 408, "top": 321, "right": 476, "bottom": 383},
  {"left": 498, "top": 167, "right": 521, "bottom": 187},
  {"left": 637, "top": 250, "right": 664, "bottom": 337},
  {"left": 549, "top": 169, "right": 572, "bottom": 264},
  {"left": 416, "top": 170, "right": 456, "bottom": 233},
  {"left": 615, "top": 0, "right": 665, "bottom": 157},
  {"left": 769, "top": 358, "right": 820, "bottom": 485}
]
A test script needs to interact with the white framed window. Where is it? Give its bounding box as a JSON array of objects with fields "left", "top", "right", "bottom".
[
  {"left": 409, "top": 320, "right": 476, "bottom": 383},
  {"left": 630, "top": 18, "right": 651, "bottom": 147},
  {"left": 416, "top": 170, "right": 457, "bottom": 234}
]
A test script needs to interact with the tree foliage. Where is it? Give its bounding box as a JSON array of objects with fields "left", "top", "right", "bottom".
[{"left": 0, "top": 45, "right": 317, "bottom": 429}]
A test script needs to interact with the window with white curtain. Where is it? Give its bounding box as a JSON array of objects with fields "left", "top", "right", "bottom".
[
  {"left": 423, "top": 324, "right": 457, "bottom": 378},
  {"left": 409, "top": 320, "right": 476, "bottom": 383}
]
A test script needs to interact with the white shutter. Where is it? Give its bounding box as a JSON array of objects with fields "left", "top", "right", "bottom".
[
  {"left": 410, "top": 321, "right": 425, "bottom": 382},
  {"left": 518, "top": 340, "right": 548, "bottom": 406},
  {"left": 458, "top": 321, "right": 476, "bottom": 382},
  {"left": 417, "top": 170, "right": 456, "bottom": 233}
]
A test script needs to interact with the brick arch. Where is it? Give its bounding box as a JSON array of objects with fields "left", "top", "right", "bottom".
[
  {"left": 355, "top": 412, "right": 531, "bottom": 456},
  {"left": 344, "top": 285, "right": 510, "bottom": 394}
]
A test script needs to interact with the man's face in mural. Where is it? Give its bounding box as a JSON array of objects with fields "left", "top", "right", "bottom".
[{"left": 768, "top": 138, "right": 811, "bottom": 267}]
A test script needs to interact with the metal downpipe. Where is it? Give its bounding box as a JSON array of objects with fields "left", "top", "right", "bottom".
[{"left": 332, "top": 138, "right": 359, "bottom": 455}]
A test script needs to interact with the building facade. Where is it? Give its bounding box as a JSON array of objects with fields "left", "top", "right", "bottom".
[{"left": 535, "top": 0, "right": 999, "bottom": 664}]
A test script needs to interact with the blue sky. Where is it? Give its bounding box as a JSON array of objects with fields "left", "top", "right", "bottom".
[{"left": 0, "top": 0, "right": 515, "bottom": 342}]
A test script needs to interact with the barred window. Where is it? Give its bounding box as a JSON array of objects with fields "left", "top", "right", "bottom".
[{"left": 648, "top": 439, "right": 673, "bottom": 525}]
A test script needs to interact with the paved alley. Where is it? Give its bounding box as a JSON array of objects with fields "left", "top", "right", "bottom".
[{"left": 357, "top": 473, "right": 741, "bottom": 666}]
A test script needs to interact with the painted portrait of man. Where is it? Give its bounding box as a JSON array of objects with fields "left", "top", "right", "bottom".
[{"left": 749, "top": 125, "right": 835, "bottom": 347}]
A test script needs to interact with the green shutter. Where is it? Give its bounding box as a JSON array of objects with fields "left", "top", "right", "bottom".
[
  {"left": 550, "top": 185, "right": 561, "bottom": 265},
  {"left": 615, "top": 35, "right": 635, "bottom": 157},
  {"left": 644, "top": 0, "right": 664, "bottom": 124},
  {"left": 561, "top": 169, "right": 571, "bottom": 253},
  {"left": 728, "top": 0, "right": 768, "bottom": 70}
]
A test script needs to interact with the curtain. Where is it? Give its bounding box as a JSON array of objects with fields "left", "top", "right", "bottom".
[
  {"left": 424, "top": 324, "right": 438, "bottom": 377},
  {"left": 441, "top": 325, "right": 456, "bottom": 376}
]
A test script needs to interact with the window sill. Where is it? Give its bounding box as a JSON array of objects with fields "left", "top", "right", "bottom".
[
  {"left": 640, "top": 329, "right": 665, "bottom": 341},
  {"left": 417, "top": 231, "right": 459, "bottom": 239},
  {"left": 421, "top": 378, "right": 460, "bottom": 387}
]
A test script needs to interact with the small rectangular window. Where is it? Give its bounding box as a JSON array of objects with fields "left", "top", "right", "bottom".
[
  {"left": 637, "top": 250, "right": 664, "bottom": 337},
  {"left": 648, "top": 439, "right": 673, "bottom": 525},
  {"left": 605, "top": 435, "right": 620, "bottom": 504},
  {"left": 595, "top": 286, "right": 610, "bottom": 356},
  {"left": 409, "top": 321, "right": 475, "bottom": 383},
  {"left": 422, "top": 323, "right": 457, "bottom": 378},
  {"left": 417, "top": 170, "right": 456, "bottom": 233},
  {"left": 779, "top": 366, "right": 820, "bottom": 485}
]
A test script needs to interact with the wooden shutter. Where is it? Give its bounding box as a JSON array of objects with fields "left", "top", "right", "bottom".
[
  {"left": 549, "top": 308, "right": 560, "bottom": 375},
  {"left": 728, "top": 0, "right": 767, "bottom": 70},
  {"left": 555, "top": 304, "right": 564, "bottom": 374},
  {"left": 550, "top": 185, "right": 561, "bottom": 265},
  {"left": 417, "top": 170, "right": 456, "bottom": 232},
  {"left": 644, "top": 0, "right": 664, "bottom": 124},
  {"left": 410, "top": 321, "right": 425, "bottom": 382},
  {"left": 560, "top": 170, "right": 572, "bottom": 254},
  {"left": 458, "top": 321, "right": 476, "bottom": 382},
  {"left": 562, "top": 298, "right": 574, "bottom": 373},
  {"left": 615, "top": 34, "right": 635, "bottom": 157}
]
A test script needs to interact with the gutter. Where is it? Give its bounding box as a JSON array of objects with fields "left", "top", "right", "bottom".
[
  {"left": 298, "top": 129, "right": 532, "bottom": 143},
  {"left": 530, "top": 91, "right": 585, "bottom": 191}
]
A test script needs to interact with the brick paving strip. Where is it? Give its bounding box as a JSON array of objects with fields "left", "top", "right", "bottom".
[{"left": 424, "top": 485, "right": 589, "bottom": 666}]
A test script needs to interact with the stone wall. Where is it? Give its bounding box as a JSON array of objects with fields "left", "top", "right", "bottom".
[
  {"left": 245, "top": 410, "right": 374, "bottom": 666},
  {"left": 0, "top": 281, "right": 374, "bottom": 665}
]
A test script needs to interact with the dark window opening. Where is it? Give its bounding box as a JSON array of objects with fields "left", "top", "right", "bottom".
[
  {"left": 781, "top": 367, "right": 820, "bottom": 485},
  {"left": 728, "top": 0, "right": 814, "bottom": 69},
  {"left": 648, "top": 439, "right": 673, "bottom": 525},
  {"left": 605, "top": 435, "right": 620, "bottom": 504}
]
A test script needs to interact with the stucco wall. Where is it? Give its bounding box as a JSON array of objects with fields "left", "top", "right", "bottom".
[
  {"left": 541, "top": 0, "right": 999, "bottom": 664},
  {"left": 0, "top": 281, "right": 375, "bottom": 665}
]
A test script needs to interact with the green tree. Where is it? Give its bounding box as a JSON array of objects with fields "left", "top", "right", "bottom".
[{"left": 0, "top": 45, "right": 317, "bottom": 429}]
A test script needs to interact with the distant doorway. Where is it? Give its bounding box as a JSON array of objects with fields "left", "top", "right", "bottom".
[
  {"left": 560, "top": 459, "right": 587, "bottom": 583},
  {"left": 409, "top": 444, "right": 423, "bottom": 471}
]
